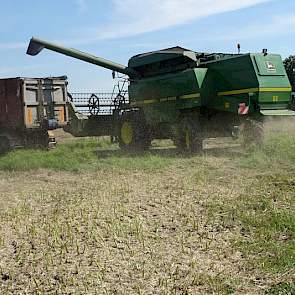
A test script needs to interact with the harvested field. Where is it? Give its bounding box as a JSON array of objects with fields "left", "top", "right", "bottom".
[{"left": 0, "top": 119, "right": 294, "bottom": 294}]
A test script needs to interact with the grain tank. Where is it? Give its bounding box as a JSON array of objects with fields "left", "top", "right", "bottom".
[{"left": 27, "top": 37, "right": 294, "bottom": 151}]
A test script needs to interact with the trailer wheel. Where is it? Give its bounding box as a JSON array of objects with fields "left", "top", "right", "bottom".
[
  {"left": 119, "top": 112, "right": 150, "bottom": 151},
  {"left": 175, "top": 115, "right": 203, "bottom": 152},
  {"left": 0, "top": 136, "right": 10, "bottom": 154},
  {"left": 242, "top": 119, "right": 264, "bottom": 149}
]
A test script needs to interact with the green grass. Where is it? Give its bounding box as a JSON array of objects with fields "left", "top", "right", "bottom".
[
  {"left": 237, "top": 193, "right": 295, "bottom": 274},
  {"left": 206, "top": 181, "right": 295, "bottom": 276},
  {"left": 266, "top": 282, "right": 295, "bottom": 294},
  {"left": 240, "top": 132, "right": 295, "bottom": 171},
  {"left": 0, "top": 139, "right": 104, "bottom": 172},
  {"left": 0, "top": 138, "right": 178, "bottom": 172},
  {"left": 0, "top": 131, "right": 294, "bottom": 293},
  {"left": 203, "top": 132, "right": 295, "bottom": 276},
  {"left": 4, "top": 130, "right": 295, "bottom": 173},
  {"left": 235, "top": 135, "right": 295, "bottom": 275}
]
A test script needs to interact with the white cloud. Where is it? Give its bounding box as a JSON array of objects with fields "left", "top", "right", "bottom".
[
  {"left": 0, "top": 0, "right": 274, "bottom": 51},
  {"left": 89, "top": 0, "right": 271, "bottom": 40}
]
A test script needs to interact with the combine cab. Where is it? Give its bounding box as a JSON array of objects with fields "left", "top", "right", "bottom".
[{"left": 27, "top": 38, "right": 295, "bottom": 151}]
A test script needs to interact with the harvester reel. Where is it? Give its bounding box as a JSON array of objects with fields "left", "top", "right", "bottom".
[
  {"left": 113, "top": 93, "right": 126, "bottom": 110},
  {"left": 88, "top": 94, "right": 100, "bottom": 115}
]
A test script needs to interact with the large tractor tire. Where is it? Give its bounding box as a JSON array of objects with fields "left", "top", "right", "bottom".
[
  {"left": 0, "top": 136, "right": 10, "bottom": 154},
  {"left": 118, "top": 112, "right": 151, "bottom": 151},
  {"left": 175, "top": 115, "right": 203, "bottom": 152},
  {"left": 242, "top": 119, "right": 264, "bottom": 149}
]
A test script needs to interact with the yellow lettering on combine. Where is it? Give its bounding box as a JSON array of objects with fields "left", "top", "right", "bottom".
[{"left": 272, "top": 96, "right": 279, "bottom": 102}]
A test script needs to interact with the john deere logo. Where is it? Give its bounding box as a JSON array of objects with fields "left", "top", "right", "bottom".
[{"left": 265, "top": 61, "right": 276, "bottom": 72}]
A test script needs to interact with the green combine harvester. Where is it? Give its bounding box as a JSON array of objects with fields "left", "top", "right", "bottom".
[{"left": 27, "top": 38, "right": 295, "bottom": 151}]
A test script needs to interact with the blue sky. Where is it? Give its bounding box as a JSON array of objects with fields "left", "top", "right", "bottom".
[{"left": 1, "top": 0, "right": 294, "bottom": 92}]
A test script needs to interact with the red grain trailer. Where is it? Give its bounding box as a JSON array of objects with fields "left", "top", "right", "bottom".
[{"left": 0, "top": 76, "right": 69, "bottom": 153}]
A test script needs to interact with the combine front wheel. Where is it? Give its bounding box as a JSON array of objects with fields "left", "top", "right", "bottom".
[{"left": 119, "top": 112, "right": 151, "bottom": 151}]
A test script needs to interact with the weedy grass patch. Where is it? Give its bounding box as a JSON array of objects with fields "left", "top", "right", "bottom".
[
  {"left": 202, "top": 131, "right": 295, "bottom": 286},
  {"left": 217, "top": 132, "right": 295, "bottom": 277},
  {"left": 0, "top": 129, "right": 294, "bottom": 293},
  {"left": 240, "top": 132, "right": 295, "bottom": 171},
  {"left": 0, "top": 138, "right": 108, "bottom": 172},
  {"left": 236, "top": 192, "right": 295, "bottom": 274},
  {"left": 204, "top": 175, "right": 295, "bottom": 291},
  {"left": 266, "top": 282, "right": 295, "bottom": 294},
  {"left": 0, "top": 138, "right": 179, "bottom": 172}
]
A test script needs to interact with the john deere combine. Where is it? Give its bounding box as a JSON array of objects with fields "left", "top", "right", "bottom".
[{"left": 27, "top": 37, "right": 294, "bottom": 151}]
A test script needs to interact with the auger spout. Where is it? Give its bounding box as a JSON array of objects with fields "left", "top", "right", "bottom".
[{"left": 27, "top": 37, "right": 139, "bottom": 78}]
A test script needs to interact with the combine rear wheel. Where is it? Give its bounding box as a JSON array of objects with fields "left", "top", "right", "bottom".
[
  {"left": 119, "top": 112, "right": 151, "bottom": 151},
  {"left": 242, "top": 119, "right": 264, "bottom": 149},
  {"left": 175, "top": 115, "right": 203, "bottom": 152}
]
